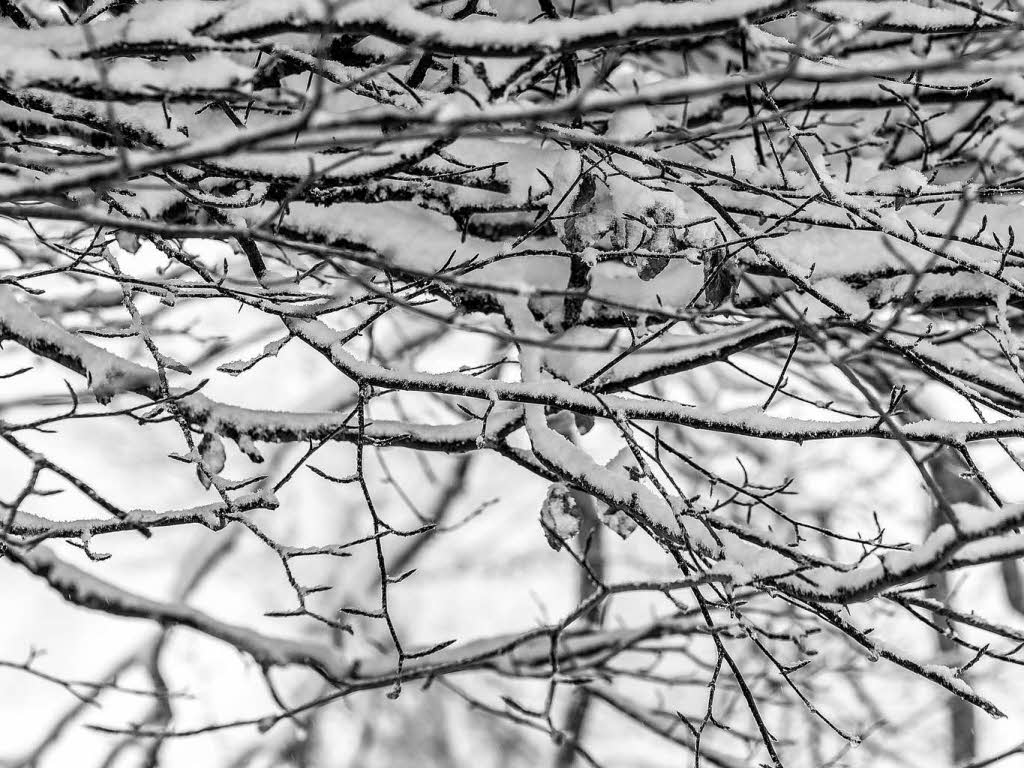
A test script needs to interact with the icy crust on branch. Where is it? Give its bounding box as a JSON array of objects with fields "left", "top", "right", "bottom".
[
  {"left": 412, "top": 138, "right": 562, "bottom": 209},
  {"left": 715, "top": 500, "right": 1024, "bottom": 607},
  {"left": 0, "top": 286, "right": 521, "bottom": 449},
  {"left": 0, "top": 0, "right": 1004, "bottom": 66},
  {"left": 508, "top": 296, "right": 1024, "bottom": 610},
  {"left": 0, "top": 286, "right": 158, "bottom": 403},
  {"left": 239, "top": 199, "right": 707, "bottom": 318},
  {"left": 814, "top": 1, "right": 1007, "bottom": 30},
  {"left": 0, "top": 0, "right": 796, "bottom": 95},
  {"left": 208, "top": 135, "right": 440, "bottom": 186},
  {"left": 0, "top": 49, "right": 251, "bottom": 97},
  {"left": 540, "top": 320, "right": 794, "bottom": 389},
  {"left": 10, "top": 537, "right": 725, "bottom": 692},
  {"left": 0, "top": 0, "right": 222, "bottom": 51},
  {"left": 294, "top": 310, "right": 885, "bottom": 441},
  {"left": 7, "top": 491, "right": 277, "bottom": 539},
  {"left": 187, "top": 395, "right": 523, "bottom": 449},
  {"left": 8, "top": 544, "right": 351, "bottom": 679},
  {"left": 257, "top": 201, "right": 492, "bottom": 275},
  {"left": 212, "top": 0, "right": 793, "bottom": 53},
  {"left": 12, "top": 278, "right": 1024, "bottom": 453}
]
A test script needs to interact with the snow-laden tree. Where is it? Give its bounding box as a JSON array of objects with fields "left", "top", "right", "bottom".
[{"left": 3, "top": 0, "right": 1024, "bottom": 766}]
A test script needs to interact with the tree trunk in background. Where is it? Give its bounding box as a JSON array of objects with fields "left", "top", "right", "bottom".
[
  {"left": 552, "top": 488, "right": 604, "bottom": 768},
  {"left": 928, "top": 451, "right": 979, "bottom": 766}
]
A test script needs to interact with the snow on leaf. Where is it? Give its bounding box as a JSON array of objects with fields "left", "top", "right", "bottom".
[
  {"left": 114, "top": 230, "right": 141, "bottom": 254},
  {"left": 606, "top": 106, "right": 657, "bottom": 142},
  {"left": 234, "top": 434, "right": 265, "bottom": 464},
  {"left": 217, "top": 335, "right": 291, "bottom": 376},
  {"left": 600, "top": 505, "right": 638, "bottom": 540},
  {"left": 595, "top": 448, "right": 641, "bottom": 540},
  {"left": 539, "top": 482, "right": 581, "bottom": 551},
  {"left": 197, "top": 432, "right": 226, "bottom": 490},
  {"left": 702, "top": 246, "right": 739, "bottom": 308}
]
